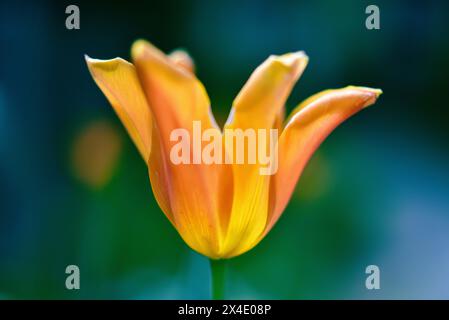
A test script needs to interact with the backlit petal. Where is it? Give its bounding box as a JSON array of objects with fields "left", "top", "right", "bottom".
[
  {"left": 220, "top": 52, "right": 308, "bottom": 257},
  {"left": 263, "top": 86, "right": 382, "bottom": 236},
  {"left": 225, "top": 52, "right": 308, "bottom": 130},
  {"left": 132, "top": 40, "right": 229, "bottom": 257},
  {"left": 85, "top": 56, "right": 152, "bottom": 161}
]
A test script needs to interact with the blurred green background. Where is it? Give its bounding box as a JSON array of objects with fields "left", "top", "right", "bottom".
[{"left": 1, "top": 0, "right": 449, "bottom": 299}]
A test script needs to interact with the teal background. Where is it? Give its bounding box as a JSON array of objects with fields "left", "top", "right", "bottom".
[{"left": 1, "top": 0, "right": 449, "bottom": 299}]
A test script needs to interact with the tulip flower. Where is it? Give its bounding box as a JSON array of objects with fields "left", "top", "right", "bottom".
[{"left": 86, "top": 40, "right": 381, "bottom": 298}]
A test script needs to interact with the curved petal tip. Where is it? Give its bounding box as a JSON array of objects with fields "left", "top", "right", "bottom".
[
  {"left": 268, "top": 51, "right": 309, "bottom": 79},
  {"left": 85, "top": 55, "right": 132, "bottom": 73},
  {"left": 169, "top": 49, "right": 195, "bottom": 73},
  {"left": 131, "top": 39, "right": 166, "bottom": 63},
  {"left": 350, "top": 86, "right": 383, "bottom": 108}
]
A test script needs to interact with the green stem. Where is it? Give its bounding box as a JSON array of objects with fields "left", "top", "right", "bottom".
[{"left": 209, "top": 259, "right": 226, "bottom": 300}]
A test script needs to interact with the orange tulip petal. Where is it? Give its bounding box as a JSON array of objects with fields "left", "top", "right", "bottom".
[
  {"left": 226, "top": 52, "right": 308, "bottom": 130},
  {"left": 220, "top": 52, "right": 308, "bottom": 257},
  {"left": 147, "top": 121, "right": 176, "bottom": 225},
  {"left": 132, "top": 40, "right": 227, "bottom": 257},
  {"left": 263, "top": 86, "right": 382, "bottom": 236},
  {"left": 85, "top": 56, "right": 152, "bottom": 161}
]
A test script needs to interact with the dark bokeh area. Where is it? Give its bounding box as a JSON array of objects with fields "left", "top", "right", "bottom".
[{"left": 1, "top": 0, "right": 449, "bottom": 299}]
